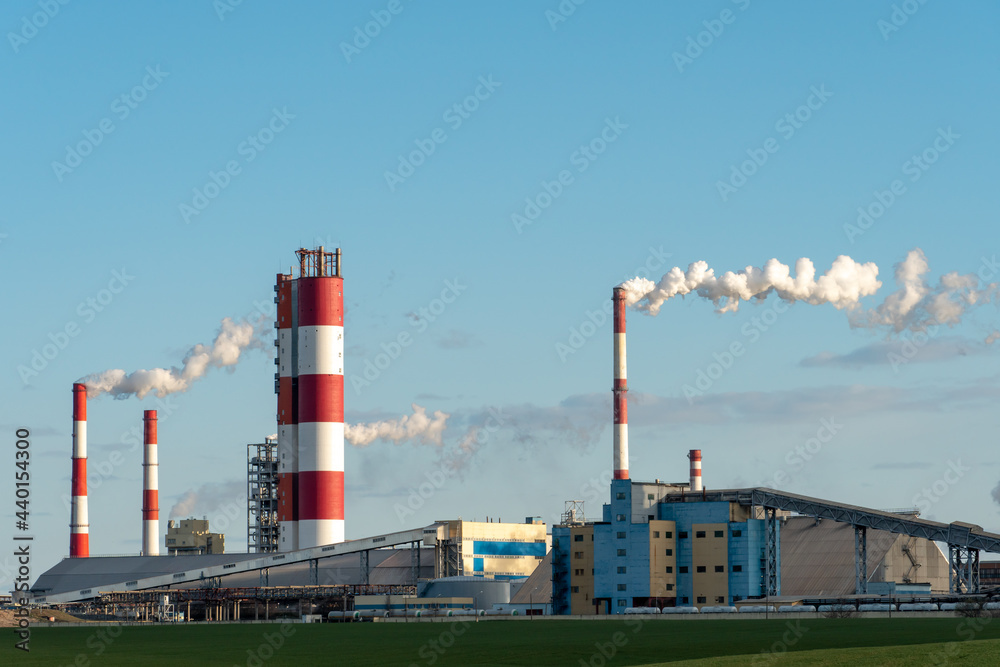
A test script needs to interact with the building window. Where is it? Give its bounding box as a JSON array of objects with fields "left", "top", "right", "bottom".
[
  {"left": 665, "top": 549, "right": 672, "bottom": 556},
  {"left": 574, "top": 534, "right": 584, "bottom": 542},
  {"left": 666, "top": 584, "right": 674, "bottom": 591},
  {"left": 715, "top": 530, "right": 724, "bottom": 538},
  {"left": 616, "top": 514, "right": 626, "bottom": 522},
  {"left": 653, "top": 531, "right": 660, "bottom": 538},
  {"left": 696, "top": 531, "right": 706, "bottom": 538},
  {"left": 665, "top": 531, "right": 673, "bottom": 538},
  {"left": 679, "top": 531, "right": 688, "bottom": 539},
  {"left": 617, "top": 566, "right": 627, "bottom": 574},
  {"left": 665, "top": 566, "right": 673, "bottom": 573},
  {"left": 697, "top": 596, "right": 706, "bottom": 604},
  {"left": 716, "top": 596, "right": 725, "bottom": 603},
  {"left": 575, "top": 569, "right": 584, "bottom": 576},
  {"left": 732, "top": 530, "right": 742, "bottom": 537},
  {"left": 616, "top": 492, "right": 626, "bottom": 500},
  {"left": 715, "top": 566, "right": 725, "bottom": 573},
  {"left": 647, "top": 493, "right": 654, "bottom": 500},
  {"left": 617, "top": 532, "right": 626, "bottom": 539},
  {"left": 679, "top": 566, "right": 688, "bottom": 574},
  {"left": 618, "top": 584, "right": 627, "bottom": 591},
  {"left": 733, "top": 565, "right": 743, "bottom": 572},
  {"left": 681, "top": 597, "right": 688, "bottom": 604},
  {"left": 571, "top": 586, "right": 579, "bottom": 593},
  {"left": 574, "top": 552, "right": 583, "bottom": 559},
  {"left": 617, "top": 600, "right": 626, "bottom": 607},
  {"left": 617, "top": 549, "right": 627, "bottom": 557},
  {"left": 696, "top": 566, "right": 706, "bottom": 573}
]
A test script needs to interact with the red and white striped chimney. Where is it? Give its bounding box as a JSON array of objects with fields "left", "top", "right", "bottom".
[
  {"left": 296, "top": 247, "right": 345, "bottom": 548},
  {"left": 70, "top": 383, "right": 89, "bottom": 557},
  {"left": 141, "top": 410, "right": 159, "bottom": 556},
  {"left": 276, "top": 271, "right": 299, "bottom": 552},
  {"left": 688, "top": 449, "right": 702, "bottom": 492},
  {"left": 613, "top": 287, "right": 629, "bottom": 480}
]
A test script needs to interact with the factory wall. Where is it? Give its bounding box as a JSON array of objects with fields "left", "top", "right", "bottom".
[{"left": 437, "top": 520, "right": 546, "bottom": 580}]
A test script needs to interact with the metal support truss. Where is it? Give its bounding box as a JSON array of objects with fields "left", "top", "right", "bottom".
[
  {"left": 950, "top": 544, "right": 980, "bottom": 594},
  {"left": 855, "top": 525, "right": 868, "bottom": 595},
  {"left": 764, "top": 508, "right": 778, "bottom": 596},
  {"left": 411, "top": 541, "right": 421, "bottom": 585},
  {"left": 259, "top": 567, "right": 269, "bottom": 588},
  {"left": 308, "top": 559, "right": 319, "bottom": 587},
  {"left": 361, "top": 550, "right": 370, "bottom": 586}
]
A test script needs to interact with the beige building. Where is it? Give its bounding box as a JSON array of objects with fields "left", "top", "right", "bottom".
[
  {"left": 434, "top": 519, "right": 547, "bottom": 580},
  {"left": 165, "top": 518, "right": 225, "bottom": 555}
]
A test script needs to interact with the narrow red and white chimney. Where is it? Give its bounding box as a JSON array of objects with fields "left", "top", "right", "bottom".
[
  {"left": 70, "top": 383, "right": 89, "bottom": 557},
  {"left": 688, "top": 449, "right": 702, "bottom": 492},
  {"left": 613, "top": 287, "right": 629, "bottom": 480},
  {"left": 142, "top": 410, "right": 159, "bottom": 556}
]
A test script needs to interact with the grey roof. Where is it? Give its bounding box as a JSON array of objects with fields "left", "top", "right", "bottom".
[
  {"left": 779, "top": 516, "right": 899, "bottom": 596},
  {"left": 31, "top": 548, "right": 435, "bottom": 596},
  {"left": 509, "top": 551, "right": 551, "bottom": 604}
]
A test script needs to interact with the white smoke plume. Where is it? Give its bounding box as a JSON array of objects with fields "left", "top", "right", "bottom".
[
  {"left": 169, "top": 480, "right": 245, "bottom": 520},
  {"left": 993, "top": 481, "right": 1000, "bottom": 507},
  {"left": 621, "top": 248, "right": 997, "bottom": 333},
  {"left": 81, "top": 317, "right": 269, "bottom": 399},
  {"left": 985, "top": 331, "right": 999, "bottom": 345},
  {"left": 345, "top": 404, "right": 449, "bottom": 447}
]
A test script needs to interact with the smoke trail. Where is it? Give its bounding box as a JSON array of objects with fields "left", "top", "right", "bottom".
[
  {"left": 993, "top": 481, "right": 1000, "bottom": 507},
  {"left": 81, "top": 317, "right": 269, "bottom": 399},
  {"left": 621, "top": 248, "right": 997, "bottom": 332},
  {"left": 169, "top": 480, "right": 245, "bottom": 520},
  {"left": 345, "top": 404, "right": 449, "bottom": 447}
]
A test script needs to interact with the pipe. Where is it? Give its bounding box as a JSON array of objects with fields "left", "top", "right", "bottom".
[
  {"left": 688, "top": 449, "right": 702, "bottom": 492},
  {"left": 70, "top": 383, "right": 89, "bottom": 557},
  {"left": 142, "top": 410, "right": 159, "bottom": 556},
  {"left": 613, "top": 287, "right": 629, "bottom": 480}
]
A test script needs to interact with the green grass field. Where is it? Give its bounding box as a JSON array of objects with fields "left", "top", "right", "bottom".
[{"left": 4, "top": 617, "right": 999, "bottom": 666}]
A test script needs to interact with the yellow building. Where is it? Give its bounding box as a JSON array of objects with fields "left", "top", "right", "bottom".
[
  {"left": 165, "top": 518, "right": 225, "bottom": 555},
  {"left": 435, "top": 518, "right": 547, "bottom": 580}
]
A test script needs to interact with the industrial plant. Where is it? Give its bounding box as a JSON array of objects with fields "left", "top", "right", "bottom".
[{"left": 25, "top": 247, "right": 1000, "bottom": 622}]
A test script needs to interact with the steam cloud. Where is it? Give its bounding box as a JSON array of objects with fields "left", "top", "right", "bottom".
[
  {"left": 993, "top": 481, "right": 1000, "bottom": 507},
  {"left": 169, "top": 480, "right": 245, "bottom": 520},
  {"left": 345, "top": 404, "right": 449, "bottom": 447},
  {"left": 80, "top": 317, "right": 270, "bottom": 399},
  {"left": 621, "top": 248, "right": 997, "bottom": 333}
]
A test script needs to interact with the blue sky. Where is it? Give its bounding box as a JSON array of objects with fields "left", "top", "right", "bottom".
[{"left": 2, "top": 1, "right": 999, "bottom": 590}]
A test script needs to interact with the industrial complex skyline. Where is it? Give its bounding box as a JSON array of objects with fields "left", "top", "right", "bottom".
[{"left": 3, "top": 1, "right": 1000, "bottom": 598}]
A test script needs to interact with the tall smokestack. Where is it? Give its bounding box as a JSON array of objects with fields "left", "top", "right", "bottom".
[
  {"left": 276, "top": 271, "right": 299, "bottom": 551},
  {"left": 70, "top": 383, "right": 89, "bottom": 557},
  {"left": 141, "top": 410, "right": 159, "bottom": 556},
  {"left": 688, "top": 449, "right": 702, "bottom": 492},
  {"left": 613, "top": 287, "right": 629, "bottom": 480},
  {"left": 295, "top": 247, "right": 345, "bottom": 548}
]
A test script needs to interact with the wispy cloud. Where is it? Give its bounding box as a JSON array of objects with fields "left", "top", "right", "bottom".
[
  {"left": 801, "top": 337, "right": 993, "bottom": 369},
  {"left": 436, "top": 329, "right": 481, "bottom": 349}
]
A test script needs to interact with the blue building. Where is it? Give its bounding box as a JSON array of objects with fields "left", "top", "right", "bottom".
[{"left": 553, "top": 481, "right": 778, "bottom": 614}]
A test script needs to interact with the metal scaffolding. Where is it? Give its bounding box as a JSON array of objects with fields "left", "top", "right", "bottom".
[
  {"left": 854, "top": 525, "right": 868, "bottom": 595},
  {"left": 247, "top": 438, "right": 279, "bottom": 553},
  {"left": 949, "top": 544, "right": 980, "bottom": 594}
]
